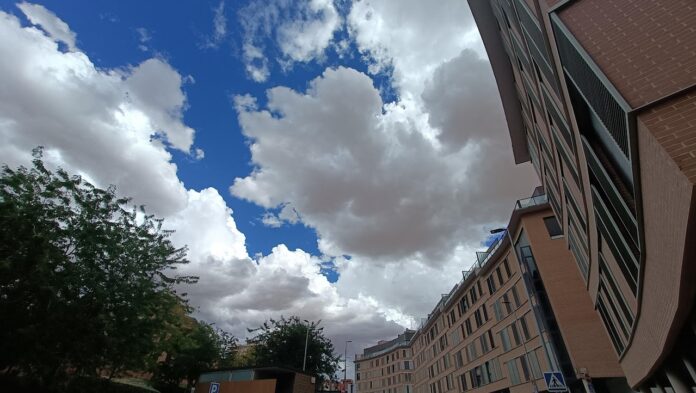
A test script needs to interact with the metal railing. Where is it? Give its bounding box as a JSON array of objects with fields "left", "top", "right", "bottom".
[
  {"left": 515, "top": 194, "right": 547, "bottom": 210},
  {"left": 355, "top": 340, "right": 411, "bottom": 361}
]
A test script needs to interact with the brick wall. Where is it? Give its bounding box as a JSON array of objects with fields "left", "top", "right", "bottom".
[
  {"left": 639, "top": 90, "right": 696, "bottom": 183},
  {"left": 560, "top": 0, "right": 696, "bottom": 108}
]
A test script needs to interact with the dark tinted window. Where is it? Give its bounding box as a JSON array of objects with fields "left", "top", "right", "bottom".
[{"left": 543, "top": 216, "right": 563, "bottom": 237}]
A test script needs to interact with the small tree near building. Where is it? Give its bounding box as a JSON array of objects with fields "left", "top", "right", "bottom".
[{"left": 247, "top": 316, "right": 340, "bottom": 385}]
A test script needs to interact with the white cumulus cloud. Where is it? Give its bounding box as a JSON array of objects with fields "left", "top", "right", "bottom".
[
  {"left": 0, "top": 4, "right": 409, "bottom": 356},
  {"left": 238, "top": 0, "right": 341, "bottom": 82},
  {"left": 17, "top": 1, "right": 76, "bottom": 51}
]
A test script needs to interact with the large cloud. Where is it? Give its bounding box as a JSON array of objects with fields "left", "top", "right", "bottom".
[
  {"left": 0, "top": 3, "right": 406, "bottom": 359},
  {"left": 232, "top": 64, "right": 536, "bottom": 263},
  {"left": 230, "top": 4, "right": 538, "bottom": 360},
  {"left": 0, "top": 8, "right": 195, "bottom": 216}
]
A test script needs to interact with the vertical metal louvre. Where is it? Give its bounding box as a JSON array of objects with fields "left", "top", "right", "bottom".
[
  {"left": 513, "top": 0, "right": 548, "bottom": 60},
  {"left": 552, "top": 18, "right": 630, "bottom": 158}
]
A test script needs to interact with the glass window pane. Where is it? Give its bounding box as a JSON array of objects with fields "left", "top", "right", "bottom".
[
  {"left": 527, "top": 350, "right": 542, "bottom": 379},
  {"left": 543, "top": 216, "right": 563, "bottom": 237},
  {"left": 519, "top": 356, "right": 530, "bottom": 382}
]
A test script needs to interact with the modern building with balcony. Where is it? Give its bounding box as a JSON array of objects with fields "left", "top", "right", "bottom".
[
  {"left": 468, "top": 0, "right": 696, "bottom": 391},
  {"left": 355, "top": 192, "right": 627, "bottom": 393},
  {"left": 409, "top": 192, "right": 624, "bottom": 393},
  {"left": 354, "top": 330, "right": 416, "bottom": 393}
]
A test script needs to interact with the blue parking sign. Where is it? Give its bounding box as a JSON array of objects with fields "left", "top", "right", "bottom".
[{"left": 209, "top": 382, "right": 220, "bottom": 393}]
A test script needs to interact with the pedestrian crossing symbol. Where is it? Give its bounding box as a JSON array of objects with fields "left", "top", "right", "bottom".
[{"left": 544, "top": 371, "right": 568, "bottom": 392}]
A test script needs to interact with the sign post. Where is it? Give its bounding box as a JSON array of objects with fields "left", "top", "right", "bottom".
[
  {"left": 209, "top": 382, "right": 220, "bottom": 393},
  {"left": 544, "top": 371, "right": 568, "bottom": 393}
]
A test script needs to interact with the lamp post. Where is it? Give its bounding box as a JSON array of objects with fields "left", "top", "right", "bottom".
[
  {"left": 344, "top": 340, "right": 352, "bottom": 392},
  {"left": 303, "top": 320, "right": 312, "bottom": 372},
  {"left": 503, "top": 301, "right": 538, "bottom": 393}
]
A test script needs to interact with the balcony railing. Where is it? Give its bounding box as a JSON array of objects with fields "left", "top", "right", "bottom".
[
  {"left": 515, "top": 194, "right": 547, "bottom": 210},
  {"left": 355, "top": 340, "right": 412, "bottom": 361}
]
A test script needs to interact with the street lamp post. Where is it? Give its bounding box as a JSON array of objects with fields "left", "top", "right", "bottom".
[
  {"left": 503, "top": 301, "right": 538, "bottom": 393},
  {"left": 303, "top": 320, "right": 312, "bottom": 372},
  {"left": 344, "top": 340, "right": 352, "bottom": 392}
]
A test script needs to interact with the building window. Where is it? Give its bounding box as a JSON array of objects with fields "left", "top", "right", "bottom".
[
  {"left": 496, "top": 267, "right": 504, "bottom": 286},
  {"left": 503, "top": 259, "right": 512, "bottom": 277},
  {"left": 487, "top": 275, "right": 497, "bottom": 294},
  {"left": 493, "top": 300, "right": 503, "bottom": 321},
  {"left": 543, "top": 216, "right": 563, "bottom": 238},
  {"left": 459, "top": 373, "right": 468, "bottom": 391},
  {"left": 474, "top": 309, "right": 483, "bottom": 328},
  {"left": 466, "top": 342, "right": 478, "bottom": 363},
  {"left": 502, "top": 294, "right": 512, "bottom": 314},
  {"left": 507, "top": 360, "right": 521, "bottom": 385},
  {"left": 480, "top": 334, "right": 490, "bottom": 354},
  {"left": 510, "top": 322, "right": 521, "bottom": 346},
  {"left": 459, "top": 294, "right": 469, "bottom": 315},
  {"left": 527, "top": 350, "right": 542, "bottom": 379},
  {"left": 520, "top": 315, "right": 531, "bottom": 340},
  {"left": 511, "top": 286, "right": 521, "bottom": 308},
  {"left": 455, "top": 351, "right": 463, "bottom": 369},
  {"left": 519, "top": 356, "right": 530, "bottom": 382},
  {"left": 500, "top": 329, "right": 511, "bottom": 352}
]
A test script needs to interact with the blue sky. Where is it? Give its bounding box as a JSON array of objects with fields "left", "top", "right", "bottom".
[
  {"left": 0, "top": 0, "right": 538, "bottom": 364},
  {"left": 5, "top": 0, "right": 407, "bottom": 284},
  {"left": 18, "top": 0, "right": 322, "bottom": 259}
]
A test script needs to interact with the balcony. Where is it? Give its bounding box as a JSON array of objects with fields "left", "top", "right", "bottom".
[{"left": 515, "top": 193, "right": 547, "bottom": 210}]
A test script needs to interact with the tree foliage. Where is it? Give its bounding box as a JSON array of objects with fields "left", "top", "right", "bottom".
[
  {"left": 246, "top": 316, "right": 339, "bottom": 383},
  {"left": 152, "top": 312, "right": 238, "bottom": 391},
  {"left": 0, "top": 149, "right": 197, "bottom": 384}
]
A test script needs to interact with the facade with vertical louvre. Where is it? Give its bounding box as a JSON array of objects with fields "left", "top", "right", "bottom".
[{"left": 468, "top": 0, "right": 696, "bottom": 390}]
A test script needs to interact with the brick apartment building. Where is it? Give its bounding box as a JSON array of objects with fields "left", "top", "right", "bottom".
[
  {"left": 355, "top": 330, "right": 415, "bottom": 393},
  {"left": 468, "top": 0, "right": 696, "bottom": 391},
  {"left": 356, "top": 192, "right": 629, "bottom": 393}
]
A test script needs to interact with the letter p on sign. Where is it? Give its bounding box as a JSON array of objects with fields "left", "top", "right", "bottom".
[{"left": 209, "top": 382, "right": 220, "bottom": 393}]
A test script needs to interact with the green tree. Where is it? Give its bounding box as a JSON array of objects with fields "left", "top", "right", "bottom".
[
  {"left": 153, "top": 317, "right": 237, "bottom": 391},
  {"left": 0, "top": 148, "right": 196, "bottom": 385},
  {"left": 247, "top": 316, "right": 339, "bottom": 384}
]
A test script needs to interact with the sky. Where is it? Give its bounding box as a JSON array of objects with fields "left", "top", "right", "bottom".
[{"left": 0, "top": 0, "right": 538, "bottom": 378}]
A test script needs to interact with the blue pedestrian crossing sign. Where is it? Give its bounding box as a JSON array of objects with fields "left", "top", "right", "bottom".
[
  {"left": 544, "top": 371, "right": 568, "bottom": 392},
  {"left": 209, "top": 382, "right": 220, "bottom": 393}
]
